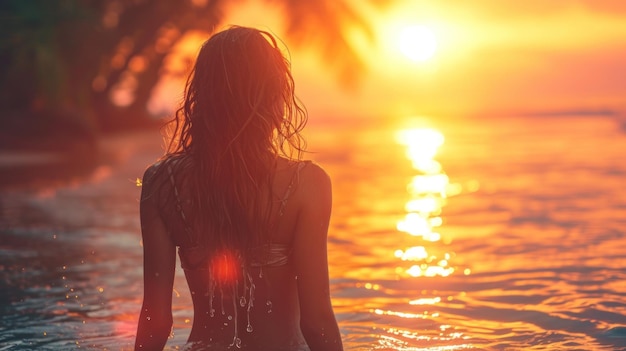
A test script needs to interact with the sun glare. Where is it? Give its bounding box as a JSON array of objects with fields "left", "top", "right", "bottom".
[
  {"left": 394, "top": 127, "right": 458, "bottom": 278},
  {"left": 397, "top": 25, "right": 437, "bottom": 62}
]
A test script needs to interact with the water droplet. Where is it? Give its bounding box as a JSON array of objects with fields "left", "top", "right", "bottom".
[
  {"left": 235, "top": 338, "right": 242, "bottom": 348},
  {"left": 239, "top": 296, "right": 246, "bottom": 307},
  {"left": 246, "top": 325, "right": 253, "bottom": 332},
  {"left": 210, "top": 309, "right": 215, "bottom": 317},
  {"left": 146, "top": 316, "right": 151, "bottom": 321},
  {"left": 227, "top": 315, "right": 233, "bottom": 320}
]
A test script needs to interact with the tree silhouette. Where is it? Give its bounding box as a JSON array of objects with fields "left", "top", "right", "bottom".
[{"left": 0, "top": 0, "right": 389, "bottom": 137}]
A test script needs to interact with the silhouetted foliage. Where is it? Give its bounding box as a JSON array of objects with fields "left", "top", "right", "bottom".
[{"left": 0, "top": 0, "right": 389, "bottom": 138}]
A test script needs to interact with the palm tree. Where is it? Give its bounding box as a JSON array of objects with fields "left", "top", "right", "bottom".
[{"left": 0, "top": 0, "right": 390, "bottom": 135}]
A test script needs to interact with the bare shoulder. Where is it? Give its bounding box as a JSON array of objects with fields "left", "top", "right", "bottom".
[
  {"left": 140, "top": 160, "right": 172, "bottom": 206},
  {"left": 144, "top": 161, "right": 162, "bottom": 178},
  {"left": 142, "top": 161, "right": 164, "bottom": 188},
  {"left": 300, "top": 161, "right": 331, "bottom": 190},
  {"left": 142, "top": 155, "right": 184, "bottom": 187},
  {"left": 296, "top": 161, "right": 332, "bottom": 209}
]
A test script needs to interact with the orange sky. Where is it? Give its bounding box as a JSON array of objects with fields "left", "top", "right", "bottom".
[{"left": 151, "top": 0, "right": 626, "bottom": 120}]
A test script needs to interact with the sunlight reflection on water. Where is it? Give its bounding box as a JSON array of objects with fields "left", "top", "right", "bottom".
[
  {"left": 2, "top": 115, "right": 626, "bottom": 350},
  {"left": 394, "top": 127, "right": 457, "bottom": 278}
]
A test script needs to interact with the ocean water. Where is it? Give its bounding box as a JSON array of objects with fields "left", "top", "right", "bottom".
[{"left": 1, "top": 114, "right": 626, "bottom": 350}]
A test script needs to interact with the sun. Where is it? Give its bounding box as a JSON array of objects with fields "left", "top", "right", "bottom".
[{"left": 397, "top": 25, "right": 437, "bottom": 62}]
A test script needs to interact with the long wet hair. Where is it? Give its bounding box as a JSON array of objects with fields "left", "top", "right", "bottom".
[{"left": 162, "top": 26, "right": 307, "bottom": 258}]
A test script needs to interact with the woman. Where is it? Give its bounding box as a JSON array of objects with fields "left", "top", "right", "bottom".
[{"left": 134, "top": 26, "right": 343, "bottom": 351}]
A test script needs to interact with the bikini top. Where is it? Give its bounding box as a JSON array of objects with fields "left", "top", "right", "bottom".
[{"left": 167, "top": 161, "right": 309, "bottom": 271}]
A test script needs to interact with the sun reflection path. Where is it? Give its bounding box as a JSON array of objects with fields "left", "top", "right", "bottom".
[{"left": 394, "top": 127, "right": 461, "bottom": 278}]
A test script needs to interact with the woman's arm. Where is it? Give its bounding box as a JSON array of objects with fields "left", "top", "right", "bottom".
[
  {"left": 135, "top": 165, "right": 176, "bottom": 351},
  {"left": 293, "top": 163, "right": 343, "bottom": 351}
]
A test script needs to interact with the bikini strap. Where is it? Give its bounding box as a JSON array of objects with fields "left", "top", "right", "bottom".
[
  {"left": 278, "top": 161, "right": 309, "bottom": 216},
  {"left": 167, "top": 163, "right": 193, "bottom": 236}
]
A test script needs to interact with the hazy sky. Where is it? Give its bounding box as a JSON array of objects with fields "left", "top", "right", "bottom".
[
  {"left": 373, "top": 0, "right": 626, "bottom": 117},
  {"left": 153, "top": 0, "right": 626, "bottom": 120}
]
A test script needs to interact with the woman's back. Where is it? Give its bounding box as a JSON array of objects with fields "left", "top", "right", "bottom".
[{"left": 144, "top": 157, "right": 334, "bottom": 350}]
